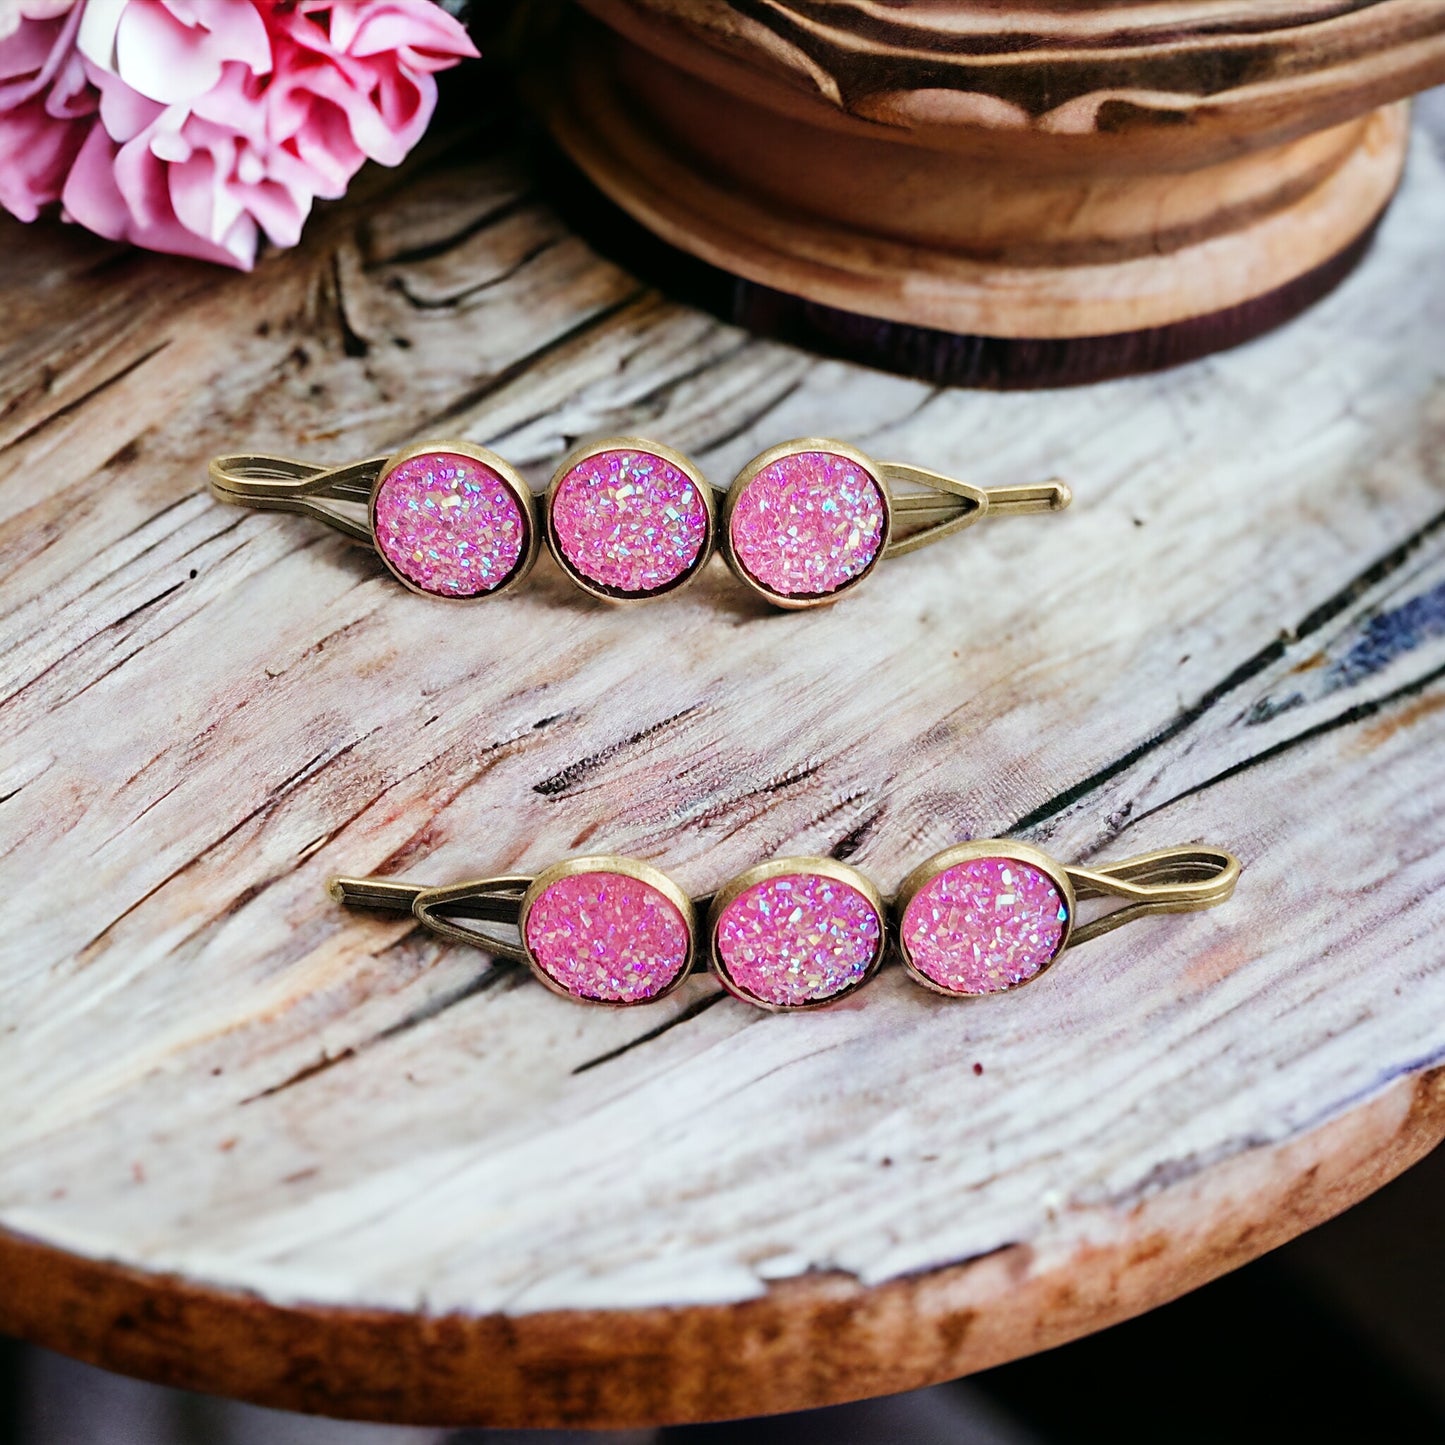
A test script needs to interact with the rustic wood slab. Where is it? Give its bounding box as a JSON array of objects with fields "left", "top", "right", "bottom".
[{"left": 1, "top": 93, "right": 1444, "bottom": 1430}]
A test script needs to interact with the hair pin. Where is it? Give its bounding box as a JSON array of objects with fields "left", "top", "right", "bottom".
[
  {"left": 330, "top": 840, "right": 1239, "bottom": 1011},
  {"left": 209, "top": 436, "right": 1071, "bottom": 609}
]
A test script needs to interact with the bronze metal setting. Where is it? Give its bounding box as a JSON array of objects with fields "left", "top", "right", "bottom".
[
  {"left": 703, "top": 856, "right": 887, "bottom": 1011},
  {"left": 543, "top": 436, "right": 717, "bottom": 602},
  {"left": 330, "top": 840, "right": 1239, "bottom": 1012},
  {"left": 718, "top": 437, "right": 894, "bottom": 610},
  {"left": 894, "top": 839, "right": 1077, "bottom": 997},
  {"left": 210, "top": 434, "right": 1069, "bottom": 609},
  {"left": 518, "top": 855, "right": 697, "bottom": 1005},
  {"left": 371, "top": 440, "right": 539, "bottom": 600}
]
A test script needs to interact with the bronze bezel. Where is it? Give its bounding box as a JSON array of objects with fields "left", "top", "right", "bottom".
[
  {"left": 543, "top": 436, "right": 717, "bottom": 603},
  {"left": 719, "top": 438, "right": 894, "bottom": 610},
  {"left": 517, "top": 855, "right": 697, "bottom": 1007},
  {"left": 706, "top": 856, "right": 887, "bottom": 1011},
  {"left": 368, "top": 439, "right": 541, "bottom": 601},
  {"left": 894, "top": 838, "right": 1076, "bottom": 998}
]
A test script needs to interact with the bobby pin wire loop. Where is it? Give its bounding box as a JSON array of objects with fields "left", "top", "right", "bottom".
[
  {"left": 207, "top": 453, "right": 386, "bottom": 543},
  {"left": 330, "top": 839, "right": 1239, "bottom": 1013},
  {"left": 210, "top": 434, "right": 1070, "bottom": 610}
]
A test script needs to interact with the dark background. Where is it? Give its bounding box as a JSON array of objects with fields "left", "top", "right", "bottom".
[{"left": 3, "top": 1143, "right": 1441, "bottom": 1445}]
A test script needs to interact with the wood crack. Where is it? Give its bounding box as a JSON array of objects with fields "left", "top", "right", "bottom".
[
  {"left": 411, "top": 287, "right": 650, "bottom": 436},
  {"left": 242, "top": 1046, "right": 359, "bottom": 1104},
  {"left": 373, "top": 964, "right": 522, "bottom": 1043},
  {"left": 1249, "top": 575, "right": 1445, "bottom": 722},
  {"left": 1010, "top": 638, "right": 1287, "bottom": 834},
  {"left": 1125, "top": 653, "right": 1445, "bottom": 832},
  {"left": 0, "top": 493, "right": 208, "bottom": 638},
  {"left": 242, "top": 963, "right": 521, "bottom": 1104},
  {"left": 390, "top": 235, "right": 562, "bottom": 311},
  {"left": 625, "top": 334, "right": 759, "bottom": 414},
  {"left": 1102, "top": 1054, "right": 1445, "bottom": 1218},
  {"left": 365, "top": 192, "right": 538, "bottom": 270},
  {"left": 99, "top": 579, "right": 186, "bottom": 636},
  {"left": 1013, "top": 498, "right": 1445, "bottom": 835},
  {"left": 534, "top": 704, "right": 704, "bottom": 796},
  {"left": 830, "top": 804, "right": 887, "bottom": 860},
  {"left": 40, "top": 590, "right": 197, "bottom": 713},
  {"left": 1292, "top": 500, "right": 1445, "bottom": 641},
  {"left": 692, "top": 376, "right": 810, "bottom": 455},
  {"left": 330, "top": 252, "right": 370, "bottom": 359},
  {"left": 78, "top": 730, "right": 382, "bottom": 957},
  {"left": 571, "top": 992, "right": 728, "bottom": 1075},
  {"left": 4, "top": 340, "right": 169, "bottom": 452}
]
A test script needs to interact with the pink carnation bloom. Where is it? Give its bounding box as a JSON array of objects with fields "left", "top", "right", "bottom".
[
  {"left": 0, "top": 0, "right": 79, "bottom": 43},
  {"left": 0, "top": 0, "right": 477, "bottom": 268},
  {"left": 0, "top": 1, "right": 93, "bottom": 222}
]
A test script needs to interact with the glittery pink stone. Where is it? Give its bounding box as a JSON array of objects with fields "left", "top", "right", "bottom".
[
  {"left": 373, "top": 451, "right": 527, "bottom": 597},
  {"left": 550, "top": 449, "right": 709, "bottom": 597},
  {"left": 714, "top": 872, "right": 881, "bottom": 1008},
  {"left": 902, "top": 857, "right": 1069, "bottom": 996},
  {"left": 729, "top": 450, "right": 886, "bottom": 598},
  {"left": 524, "top": 870, "right": 691, "bottom": 1004}
]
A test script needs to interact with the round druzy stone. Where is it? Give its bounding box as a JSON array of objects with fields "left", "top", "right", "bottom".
[
  {"left": 524, "top": 870, "right": 691, "bottom": 1004},
  {"left": 729, "top": 450, "right": 886, "bottom": 598},
  {"left": 373, "top": 451, "right": 527, "bottom": 597},
  {"left": 714, "top": 872, "right": 881, "bottom": 1008},
  {"left": 902, "top": 857, "right": 1069, "bottom": 996},
  {"left": 550, "top": 449, "right": 709, "bottom": 596}
]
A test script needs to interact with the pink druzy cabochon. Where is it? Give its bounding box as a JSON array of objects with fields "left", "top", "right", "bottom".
[
  {"left": 523, "top": 868, "right": 692, "bottom": 1004},
  {"left": 728, "top": 448, "right": 887, "bottom": 600},
  {"left": 901, "top": 855, "right": 1070, "bottom": 996},
  {"left": 549, "top": 448, "right": 710, "bottom": 597},
  {"left": 713, "top": 870, "right": 882, "bottom": 1008},
  {"left": 372, "top": 450, "right": 529, "bottom": 598}
]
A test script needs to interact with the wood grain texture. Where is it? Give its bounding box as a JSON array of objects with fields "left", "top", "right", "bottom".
[
  {"left": 533, "top": 0, "right": 1445, "bottom": 358},
  {"left": 2, "top": 94, "right": 1445, "bottom": 1427},
  {"left": 574, "top": 0, "right": 1445, "bottom": 141}
]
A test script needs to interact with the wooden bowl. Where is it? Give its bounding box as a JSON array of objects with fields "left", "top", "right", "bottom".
[{"left": 534, "top": 0, "right": 1445, "bottom": 384}]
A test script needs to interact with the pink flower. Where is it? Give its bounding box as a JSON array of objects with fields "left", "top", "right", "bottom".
[
  {"left": 0, "top": 2, "right": 93, "bottom": 221},
  {"left": 0, "top": 0, "right": 79, "bottom": 43},
  {"left": 0, "top": 0, "right": 477, "bottom": 268}
]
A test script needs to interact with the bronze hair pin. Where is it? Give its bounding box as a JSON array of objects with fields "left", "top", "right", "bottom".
[
  {"left": 331, "top": 839, "right": 1240, "bottom": 1012},
  {"left": 209, "top": 435, "right": 1070, "bottom": 609}
]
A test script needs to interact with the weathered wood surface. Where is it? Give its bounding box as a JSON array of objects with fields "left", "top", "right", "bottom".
[{"left": 1, "top": 91, "right": 1445, "bottom": 1429}]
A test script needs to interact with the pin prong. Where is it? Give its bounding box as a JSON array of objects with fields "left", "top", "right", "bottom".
[
  {"left": 412, "top": 877, "right": 533, "bottom": 962},
  {"left": 327, "top": 876, "right": 429, "bottom": 911},
  {"left": 889, "top": 494, "right": 979, "bottom": 524},
  {"left": 879, "top": 464, "right": 984, "bottom": 559},
  {"left": 877, "top": 460, "right": 986, "bottom": 504},
  {"left": 332, "top": 874, "right": 534, "bottom": 962},
  {"left": 879, "top": 461, "right": 1069, "bottom": 559},
  {"left": 983, "top": 478, "right": 1072, "bottom": 515}
]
